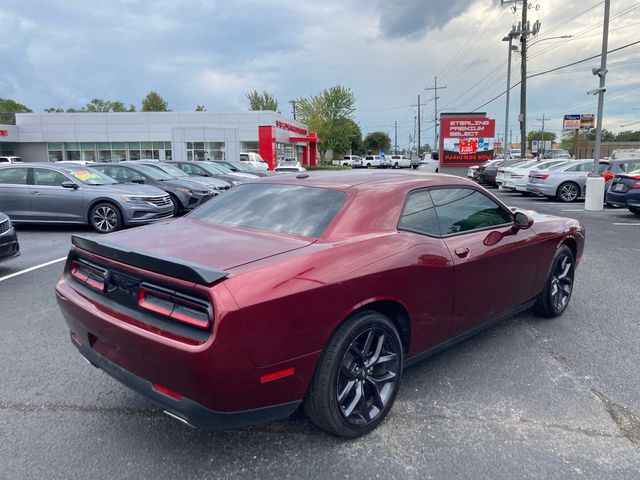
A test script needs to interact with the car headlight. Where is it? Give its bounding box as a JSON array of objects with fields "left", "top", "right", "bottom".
[
  {"left": 177, "top": 188, "right": 194, "bottom": 196},
  {"left": 120, "top": 195, "right": 147, "bottom": 204},
  {"left": 231, "top": 180, "right": 241, "bottom": 186}
]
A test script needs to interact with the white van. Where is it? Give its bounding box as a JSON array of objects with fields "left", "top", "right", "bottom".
[{"left": 239, "top": 152, "right": 269, "bottom": 171}]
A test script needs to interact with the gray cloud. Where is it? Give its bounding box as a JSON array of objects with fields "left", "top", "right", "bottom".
[{"left": 376, "top": 0, "right": 475, "bottom": 39}]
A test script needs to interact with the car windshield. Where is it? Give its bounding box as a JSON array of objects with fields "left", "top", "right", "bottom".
[
  {"left": 200, "top": 162, "right": 227, "bottom": 174},
  {"left": 209, "top": 162, "right": 234, "bottom": 173},
  {"left": 62, "top": 166, "right": 118, "bottom": 185},
  {"left": 221, "top": 161, "right": 251, "bottom": 172},
  {"left": 132, "top": 164, "right": 174, "bottom": 180},
  {"left": 190, "top": 184, "right": 346, "bottom": 238},
  {"left": 148, "top": 163, "right": 189, "bottom": 178}
]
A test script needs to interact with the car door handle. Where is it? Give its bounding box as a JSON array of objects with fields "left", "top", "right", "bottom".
[
  {"left": 31, "top": 191, "right": 43, "bottom": 195},
  {"left": 454, "top": 247, "right": 470, "bottom": 258}
]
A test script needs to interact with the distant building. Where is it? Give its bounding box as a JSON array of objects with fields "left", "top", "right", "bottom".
[{"left": 0, "top": 111, "right": 319, "bottom": 170}]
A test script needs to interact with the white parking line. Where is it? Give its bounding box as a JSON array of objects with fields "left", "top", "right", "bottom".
[
  {"left": 0, "top": 257, "right": 67, "bottom": 283},
  {"left": 612, "top": 223, "right": 640, "bottom": 226}
]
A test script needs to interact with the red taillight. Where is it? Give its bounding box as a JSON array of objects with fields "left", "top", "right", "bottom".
[
  {"left": 632, "top": 181, "right": 640, "bottom": 190},
  {"left": 534, "top": 174, "right": 549, "bottom": 180},
  {"left": 70, "top": 260, "right": 107, "bottom": 292},
  {"left": 152, "top": 384, "right": 183, "bottom": 400},
  {"left": 138, "top": 283, "right": 212, "bottom": 329},
  {"left": 601, "top": 171, "right": 614, "bottom": 182},
  {"left": 260, "top": 367, "right": 296, "bottom": 383}
]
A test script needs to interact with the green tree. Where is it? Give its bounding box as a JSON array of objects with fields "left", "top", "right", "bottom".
[
  {"left": 364, "top": 131, "right": 391, "bottom": 154},
  {"left": 246, "top": 90, "right": 279, "bottom": 112},
  {"left": 296, "top": 85, "right": 356, "bottom": 162},
  {"left": 66, "top": 108, "right": 80, "bottom": 113},
  {"left": 584, "top": 128, "right": 614, "bottom": 142},
  {"left": 195, "top": 104, "right": 206, "bottom": 111},
  {"left": 0, "top": 98, "right": 32, "bottom": 124},
  {"left": 527, "top": 130, "right": 556, "bottom": 143},
  {"left": 141, "top": 91, "right": 170, "bottom": 112},
  {"left": 615, "top": 130, "right": 640, "bottom": 142},
  {"left": 45, "top": 107, "right": 65, "bottom": 113}
]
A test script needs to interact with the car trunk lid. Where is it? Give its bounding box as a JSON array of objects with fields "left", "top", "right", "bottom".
[
  {"left": 610, "top": 174, "right": 640, "bottom": 193},
  {"left": 78, "top": 218, "right": 313, "bottom": 275}
]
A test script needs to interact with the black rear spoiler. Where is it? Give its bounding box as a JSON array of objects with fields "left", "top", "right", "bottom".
[{"left": 71, "top": 235, "right": 229, "bottom": 285}]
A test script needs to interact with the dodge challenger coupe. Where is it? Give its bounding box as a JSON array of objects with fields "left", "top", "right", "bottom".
[{"left": 55, "top": 171, "right": 585, "bottom": 437}]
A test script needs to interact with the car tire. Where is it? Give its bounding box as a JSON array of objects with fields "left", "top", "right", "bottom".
[
  {"left": 393, "top": 162, "right": 399, "bottom": 169},
  {"left": 366, "top": 163, "right": 371, "bottom": 169},
  {"left": 412, "top": 165, "right": 418, "bottom": 170},
  {"left": 168, "top": 193, "right": 182, "bottom": 216},
  {"left": 304, "top": 310, "right": 404, "bottom": 438},
  {"left": 629, "top": 207, "right": 640, "bottom": 215},
  {"left": 89, "top": 202, "right": 123, "bottom": 234},
  {"left": 532, "top": 245, "right": 575, "bottom": 318},
  {"left": 556, "top": 182, "right": 580, "bottom": 202}
]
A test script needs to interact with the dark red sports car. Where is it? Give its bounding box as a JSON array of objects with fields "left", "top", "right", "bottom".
[{"left": 56, "top": 171, "right": 585, "bottom": 437}]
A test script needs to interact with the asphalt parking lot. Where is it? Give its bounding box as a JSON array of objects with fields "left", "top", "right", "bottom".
[{"left": 1, "top": 175, "right": 639, "bottom": 479}]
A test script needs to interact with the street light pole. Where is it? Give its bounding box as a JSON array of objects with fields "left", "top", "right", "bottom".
[{"left": 585, "top": 0, "right": 610, "bottom": 211}]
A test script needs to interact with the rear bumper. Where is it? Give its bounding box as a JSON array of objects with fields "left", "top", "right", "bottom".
[
  {"left": 526, "top": 182, "right": 555, "bottom": 196},
  {"left": 0, "top": 227, "right": 20, "bottom": 260},
  {"left": 71, "top": 335, "right": 300, "bottom": 430},
  {"left": 605, "top": 190, "right": 628, "bottom": 207}
]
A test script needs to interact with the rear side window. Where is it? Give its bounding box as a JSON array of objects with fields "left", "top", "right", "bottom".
[
  {"left": 399, "top": 190, "right": 440, "bottom": 236},
  {"left": 0, "top": 167, "right": 27, "bottom": 184},
  {"left": 33, "top": 168, "right": 69, "bottom": 186},
  {"left": 190, "top": 184, "right": 347, "bottom": 238},
  {"left": 430, "top": 188, "right": 512, "bottom": 235}
]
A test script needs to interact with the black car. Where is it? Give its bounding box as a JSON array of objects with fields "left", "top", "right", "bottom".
[
  {"left": 474, "top": 160, "right": 503, "bottom": 184},
  {"left": 90, "top": 162, "right": 214, "bottom": 215},
  {"left": 605, "top": 170, "right": 640, "bottom": 215},
  {"left": 0, "top": 212, "right": 20, "bottom": 261}
]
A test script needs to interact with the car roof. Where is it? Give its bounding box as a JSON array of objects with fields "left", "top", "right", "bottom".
[{"left": 251, "top": 170, "right": 470, "bottom": 191}]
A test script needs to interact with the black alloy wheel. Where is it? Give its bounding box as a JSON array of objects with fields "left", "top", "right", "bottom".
[
  {"left": 533, "top": 245, "right": 575, "bottom": 318},
  {"left": 90, "top": 203, "right": 122, "bottom": 233},
  {"left": 304, "top": 311, "right": 403, "bottom": 438},
  {"left": 557, "top": 182, "right": 580, "bottom": 202}
]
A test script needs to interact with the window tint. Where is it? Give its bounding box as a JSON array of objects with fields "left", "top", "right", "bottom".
[
  {"left": 431, "top": 188, "right": 512, "bottom": 235},
  {"left": 0, "top": 167, "right": 27, "bottom": 184},
  {"left": 190, "top": 184, "right": 346, "bottom": 237},
  {"left": 566, "top": 162, "right": 593, "bottom": 172},
  {"left": 620, "top": 161, "right": 640, "bottom": 172},
  {"left": 399, "top": 190, "right": 440, "bottom": 236},
  {"left": 101, "top": 166, "right": 142, "bottom": 183},
  {"left": 33, "top": 168, "right": 69, "bottom": 186}
]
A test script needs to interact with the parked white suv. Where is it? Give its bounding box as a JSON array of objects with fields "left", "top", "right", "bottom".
[
  {"left": 418, "top": 152, "right": 439, "bottom": 173},
  {"left": 239, "top": 152, "right": 269, "bottom": 171},
  {"left": 0, "top": 156, "right": 22, "bottom": 164}
]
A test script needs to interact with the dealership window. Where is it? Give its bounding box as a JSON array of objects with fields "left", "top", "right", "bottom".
[
  {"left": 66, "top": 142, "right": 80, "bottom": 161},
  {"left": 241, "top": 141, "right": 259, "bottom": 153},
  {"left": 81, "top": 143, "right": 96, "bottom": 162},
  {"left": 186, "top": 141, "right": 225, "bottom": 161},
  {"left": 47, "top": 143, "right": 63, "bottom": 162}
]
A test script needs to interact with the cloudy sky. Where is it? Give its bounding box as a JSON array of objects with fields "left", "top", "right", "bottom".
[{"left": 1, "top": 0, "right": 639, "bottom": 147}]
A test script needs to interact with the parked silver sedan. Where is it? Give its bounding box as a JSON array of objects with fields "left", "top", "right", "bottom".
[
  {"left": 0, "top": 163, "right": 173, "bottom": 233},
  {"left": 525, "top": 159, "right": 610, "bottom": 202}
]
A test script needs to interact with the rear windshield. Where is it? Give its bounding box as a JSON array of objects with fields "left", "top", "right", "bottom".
[{"left": 190, "top": 184, "right": 347, "bottom": 238}]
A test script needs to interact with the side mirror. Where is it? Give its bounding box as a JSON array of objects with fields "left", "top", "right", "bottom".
[
  {"left": 61, "top": 181, "right": 78, "bottom": 189},
  {"left": 131, "top": 177, "right": 145, "bottom": 184},
  {"left": 514, "top": 211, "right": 533, "bottom": 230}
]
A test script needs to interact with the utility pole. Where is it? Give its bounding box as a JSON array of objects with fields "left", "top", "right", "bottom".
[
  {"left": 585, "top": 0, "right": 610, "bottom": 211},
  {"left": 501, "top": 1, "right": 541, "bottom": 158},
  {"left": 520, "top": 0, "right": 528, "bottom": 158},
  {"left": 536, "top": 114, "right": 548, "bottom": 158},
  {"left": 425, "top": 76, "right": 446, "bottom": 153},
  {"left": 289, "top": 100, "right": 297, "bottom": 120},
  {"left": 417, "top": 94, "right": 421, "bottom": 159},
  {"left": 394, "top": 121, "right": 398, "bottom": 154}
]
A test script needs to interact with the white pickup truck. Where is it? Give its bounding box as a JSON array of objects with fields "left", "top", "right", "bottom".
[
  {"left": 332, "top": 155, "right": 361, "bottom": 167},
  {"left": 388, "top": 155, "right": 411, "bottom": 168}
]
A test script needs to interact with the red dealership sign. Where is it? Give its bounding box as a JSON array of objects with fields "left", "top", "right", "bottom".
[
  {"left": 275, "top": 120, "right": 307, "bottom": 135},
  {"left": 440, "top": 117, "right": 496, "bottom": 166},
  {"left": 0, "top": 130, "right": 8, "bottom": 136}
]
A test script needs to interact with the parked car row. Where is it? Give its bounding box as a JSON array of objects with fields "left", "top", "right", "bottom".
[
  {"left": 471, "top": 156, "right": 640, "bottom": 213},
  {"left": 0, "top": 158, "right": 270, "bottom": 234}
]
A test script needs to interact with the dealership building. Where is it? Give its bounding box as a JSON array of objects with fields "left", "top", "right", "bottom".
[{"left": 0, "top": 111, "right": 318, "bottom": 169}]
